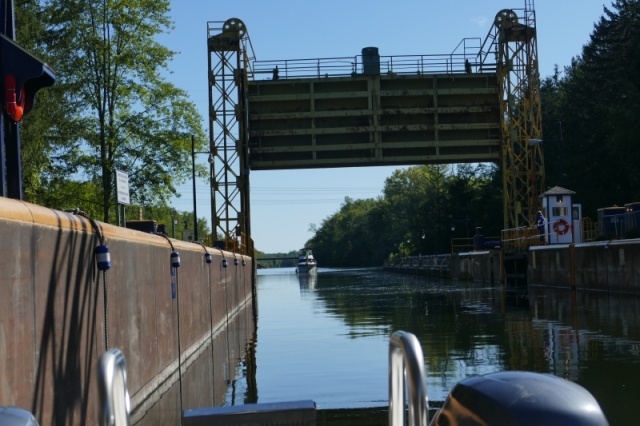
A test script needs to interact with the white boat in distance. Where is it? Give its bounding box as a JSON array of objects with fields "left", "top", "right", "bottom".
[{"left": 296, "top": 248, "right": 317, "bottom": 274}]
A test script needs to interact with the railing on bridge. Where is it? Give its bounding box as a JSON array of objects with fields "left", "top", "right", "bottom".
[
  {"left": 450, "top": 235, "right": 501, "bottom": 254},
  {"left": 450, "top": 237, "right": 475, "bottom": 253},
  {"left": 582, "top": 217, "right": 598, "bottom": 242},
  {"left": 250, "top": 38, "right": 488, "bottom": 80},
  {"left": 596, "top": 209, "right": 640, "bottom": 240},
  {"left": 500, "top": 218, "right": 603, "bottom": 251},
  {"left": 501, "top": 226, "right": 544, "bottom": 252}
]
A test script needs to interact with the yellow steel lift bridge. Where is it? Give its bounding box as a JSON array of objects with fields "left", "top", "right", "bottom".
[
  {"left": 483, "top": 1, "right": 545, "bottom": 230},
  {"left": 206, "top": 0, "right": 543, "bottom": 252}
]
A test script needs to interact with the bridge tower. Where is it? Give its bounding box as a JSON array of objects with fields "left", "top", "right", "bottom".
[
  {"left": 481, "top": 0, "right": 545, "bottom": 229},
  {"left": 206, "top": 18, "right": 253, "bottom": 253}
]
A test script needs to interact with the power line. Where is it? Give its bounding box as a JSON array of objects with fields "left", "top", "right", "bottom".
[
  {"left": 251, "top": 199, "right": 349, "bottom": 205},
  {"left": 252, "top": 186, "right": 381, "bottom": 192},
  {"left": 171, "top": 185, "right": 383, "bottom": 209}
]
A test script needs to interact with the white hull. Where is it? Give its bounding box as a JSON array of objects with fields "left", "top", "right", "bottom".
[
  {"left": 296, "top": 248, "right": 317, "bottom": 274},
  {"left": 296, "top": 263, "right": 317, "bottom": 274}
]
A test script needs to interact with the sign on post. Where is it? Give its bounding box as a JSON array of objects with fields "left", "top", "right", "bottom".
[
  {"left": 182, "top": 229, "right": 194, "bottom": 242},
  {"left": 116, "top": 169, "right": 130, "bottom": 205}
]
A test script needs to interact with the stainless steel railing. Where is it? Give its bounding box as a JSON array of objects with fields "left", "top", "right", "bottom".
[
  {"left": 96, "top": 334, "right": 427, "bottom": 426},
  {"left": 98, "top": 348, "right": 131, "bottom": 426},
  {"left": 388, "top": 331, "right": 428, "bottom": 426}
]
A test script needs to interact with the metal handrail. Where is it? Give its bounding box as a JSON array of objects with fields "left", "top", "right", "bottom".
[
  {"left": 389, "top": 331, "right": 428, "bottom": 426},
  {"left": 98, "top": 349, "right": 131, "bottom": 426},
  {"left": 250, "top": 52, "right": 490, "bottom": 81},
  {"left": 501, "top": 226, "right": 543, "bottom": 251}
]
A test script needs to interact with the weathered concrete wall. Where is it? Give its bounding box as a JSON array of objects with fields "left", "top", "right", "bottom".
[
  {"left": 134, "top": 301, "right": 255, "bottom": 425},
  {"left": 385, "top": 251, "right": 503, "bottom": 284},
  {"left": 387, "top": 241, "right": 640, "bottom": 293},
  {"left": 0, "top": 198, "right": 254, "bottom": 425},
  {"left": 529, "top": 240, "right": 640, "bottom": 293},
  {"left": 449, "top": 251, "right": 501, "bottom": 284},
  {"left": 450, "top": 241, "right": 640, "bottom": 292}
]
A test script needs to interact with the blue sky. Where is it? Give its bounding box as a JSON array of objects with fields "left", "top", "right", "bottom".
[{"left": 163, "top": 0, "right": 607, "bottom": 254}]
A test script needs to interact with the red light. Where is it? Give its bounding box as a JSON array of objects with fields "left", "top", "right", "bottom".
[{"left": 5, "top": 74, "right": 25, "bottom": 122}]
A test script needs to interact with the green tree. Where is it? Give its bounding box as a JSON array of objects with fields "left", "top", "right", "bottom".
[
  {"left": 539, "top": 66, "right": 565, "bottom": 189},
  {"left": 541, "top": 0, "right": 640, "bottom": 217},
  {"left": 446, "top": 163, "right": 502, "bottom": 239},
  {"left": 306, "top": 164, "right": 503, "bottom": 267},
  {"left": 14, "top": 1, "right": 82, "bottom": 210},
  {"left": 31, "top": 0, "right": 206, "bottom": 223},
  {"left": 382, "top": 165, "right": 450, "bottom": 255},
  {"left": 309, "top": 196, "right": 383, "bottom": 267}
]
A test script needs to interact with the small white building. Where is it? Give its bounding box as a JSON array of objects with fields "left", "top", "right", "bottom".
[{"left": 540, "top": 186, "right": 582, "bottom": 244}]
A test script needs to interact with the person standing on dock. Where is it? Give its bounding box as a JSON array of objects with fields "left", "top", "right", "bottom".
[{"left": 536, "top": 211, "right": 546, "bottom": 244}]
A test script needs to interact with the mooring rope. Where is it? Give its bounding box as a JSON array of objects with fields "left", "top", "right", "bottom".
[
  {"left": 157, "top": 233, "right": 184, "bottom": 416},
  {"left": 65, "top": 208, "right": 111, "bottom": 350}
]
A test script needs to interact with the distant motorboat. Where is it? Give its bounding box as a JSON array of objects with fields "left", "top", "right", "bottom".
[{"left": 296, "top": 248, "right": 317, "bottom": 274}]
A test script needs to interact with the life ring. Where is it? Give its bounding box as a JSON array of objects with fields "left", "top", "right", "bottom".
[{"left": 553, "top": 219, "right": 570, "bottom": 235}]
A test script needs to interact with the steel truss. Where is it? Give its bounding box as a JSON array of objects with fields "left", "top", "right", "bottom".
[
  {"left": 481, "top": 0, "right": 545, "bottom": 229},
  {"left": 207, "top": 18, "right": 253, "bottom": 253}
]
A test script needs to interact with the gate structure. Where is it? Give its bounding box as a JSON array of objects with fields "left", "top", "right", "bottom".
[
  {"left": 207, "top": 19, "right": 253, "bottom": 253},
  {"left": 481, "top": 0, "right": 545, "bottom": 229},
  {"left": 207, "top": 1, "right": 543, "bottom": 250}
]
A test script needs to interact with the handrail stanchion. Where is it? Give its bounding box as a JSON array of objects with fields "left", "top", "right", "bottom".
[
  {"left": 389, "top": 331, "right": 428, "bottom": 426},
  {"left": 98, "top": 348, "right": 131, "bottom": 426}
]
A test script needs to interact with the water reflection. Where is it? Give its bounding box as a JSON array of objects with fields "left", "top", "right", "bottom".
[
  {"left": 134, "top": 300, "right": 256, "bottom": 425},
  {"left": 223, "top": 268, "right": 639, "bottom": 425},
  {"left": 297, "top": 270, "right": 317, "bottom": 291}
]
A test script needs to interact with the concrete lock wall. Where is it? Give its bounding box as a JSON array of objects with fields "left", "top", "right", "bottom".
[
  {"left": 0, "top": 198, "right": 253, "bottom": 425},
  {"left": 444, "top": 241, "right": 640, "bottom": 293},
  {"left": 529, "top": 240, "right": 640, "bottom": 292},
  {"left": 450, "top": 251, "right": 502, "bottom": 283}
]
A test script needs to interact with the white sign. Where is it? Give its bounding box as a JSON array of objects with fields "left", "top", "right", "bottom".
[
  {"left": 116, "top": 169, "right": 130, "bottom": 205},
  {"left": 182, "top": 228, "right": 194, "bottom": 242}
]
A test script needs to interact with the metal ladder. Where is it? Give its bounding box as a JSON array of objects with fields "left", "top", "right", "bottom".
[{"left": 388, "top": 331, "right": 429, "bottom": 426}]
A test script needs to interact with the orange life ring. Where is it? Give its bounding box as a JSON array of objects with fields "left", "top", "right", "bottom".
[{"left": 553, "top": 219, "right": 570, "bottom": 235}]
